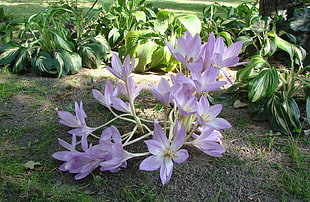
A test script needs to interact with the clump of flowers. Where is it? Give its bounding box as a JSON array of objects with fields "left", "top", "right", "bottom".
[{"left": 53, "top": 31, "right": 244, "bottom": 184}]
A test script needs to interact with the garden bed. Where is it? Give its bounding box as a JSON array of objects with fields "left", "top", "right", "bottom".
[{"left": 0, "top": 67, "right": 309, "bottom": 201}]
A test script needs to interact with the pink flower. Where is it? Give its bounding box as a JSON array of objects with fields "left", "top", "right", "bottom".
[
  {"left": 106, "top": 54, "right": 135, "bottom": 81},
  {"left": 188, "top": 127, "right": 225, "bottom": 157},
  {"left": 57, "top": 101, "right": 98, "bottom": 150},
  {"left": 196, "top": 96, "right": 231, "bottom": 130},
  {"left": 139, "top": 121, "right": 189, "bottom": 185}
]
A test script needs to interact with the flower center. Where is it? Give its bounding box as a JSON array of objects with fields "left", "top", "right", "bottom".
[
  {"left": 164, "top": 149, "right": 175, "bottom": 158},
  {"left": 201, "top": 113, "right": 211, "bottom": 122}
]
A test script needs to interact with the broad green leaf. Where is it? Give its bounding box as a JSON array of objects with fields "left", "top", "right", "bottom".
[
  {"left": 31, "top": 51, "right": 57, "bottom": 76},
  {"left": 79, "top": 46, "right": 100, "bottom": 69},
  {"left": 237, "top": 55, "right": 269, "bottom": 81},
  {"left": 54, "top": 51, "right": 67, "bottom": 78},
  {"left": 125, "top": 31, "right": 140, "bottom": 56},
  {"left": 134, "top": 40, "right": 157, "bottom": 73},
  {"left": 133, "top": 11, "right": 146, "bottom": 22},
  {"left": 12, "top": 47, "right": 30, "bottom": 73},
  {"left": 108, "top": 28, "right": 124, "bottom": 47},
  {"left": 287, "top": 97, "right": 301, "bottom": 129},
  {"left": 0, "top": 46, "right": 20, "bottom": 65},
  {"left": 150, "top": 46, "right": 168, "bottom": 69},
  {"left": 93, "top": 34, "right": 111, "bottom": 55},
  {"left": 58, "top": 50, "right": 82, "bottom": 75},
  {"left": 52, "top": 32, "right": 75, "bottom": 52},
  {"left": 154, "top": 10, "right": 170, "bottom": 35},
  {"left": 217, "top": 31, "right": 233, "bottom": 46},
  {"left": 177, "top": 15, "right": 201, "bottom": 35},
  {"left": 248, "top": 67, "right": 279, "bottom": 102},
  {"left": 236, "top": 36, "right": 254, "bottom": 50},
  {"left": 268, "top": 30, "right": 294, "bottom": 59}
]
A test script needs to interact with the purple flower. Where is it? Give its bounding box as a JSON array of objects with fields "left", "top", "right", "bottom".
[
  {"left": 106, "top": 54, "right": 135, "bottom": 81},
  {"left": 139, "top": 121, "right": 189, "bottom": 185},
  {"left": 188, "top": 126, "right": 225, "bottom": 157},
  {"left": 165, "top": 31, "right": 203, "bottom": 69},
  {"left": 149, "top": 78, "right": 174, "bottom": 108},
  {"left": 92, "top": 80, "right": 121, "bottom": 110},
  {"left": 196, "top": 96, "right": 231, "bottom": 130},
  {"left": 121, "top": 77, "right": 144, "bottom": 103},
  {"left": 202, "top": 33, "right": 247, "bottom": 84},
  {"left": 52, "top": 135, "right": 111, "bottom": 180},
  {"left": 99, "top": 126, "right": 138, "bottom": 172},
  {"left": 110, "top": 96, "right": 132, "bottom": 113},
  {"left": 57, "top": 101, "right": 98, "bottom": 150},
  {"left": 174, "top": 64, "right": 226, "bottom": 97},
  {"left": 191, "top": 66, "right": 227, "bottom": 96},
  {"left": 173, "top": 89, "right": 197, "bottom": 116}
]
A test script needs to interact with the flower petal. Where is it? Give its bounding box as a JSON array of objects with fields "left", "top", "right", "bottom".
[
  {"left": 139, "top": 155, "right": 162, "bottom": 171},
  {"left": 160, "top": 158, "right": 173, "bottom": 185},
  {"left": 173, "top": 149, "right": 189, "bottom": 164}
]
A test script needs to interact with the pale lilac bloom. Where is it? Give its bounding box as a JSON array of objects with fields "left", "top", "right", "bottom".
[
  {"left": 52, "top": 135, "right": 111, "bottom": 180},
  {"left": 165, "top": 31, "right": 203, "bottom": 69},
  {"left": 121, "top": 77, "right": 144, "bottom": 103},
  {"left": 99, "top": 126, "right": 138, "bottom": 172},
  {"left": 57, "top": 101, "right": 97, "bottom": 150},
  {"left": 110, "top": 96, "right": 131, "bottom": 113},
  {"left": 188, "top": 126, "right": 225, "bottom": 157},
  {"left": 106, "top": 54, "right": 135, "bottom": 81},
  {"left": 191, "top": 66, "right": 227, "bottom": 96},
  {"left": 197, "top": 96, "right": 231, "bottom": 130},
  {"left": 174, "top": 64, "right": 226, "bottom": 97},
  {"left": 173, "top": 88, "right": 197, "bottom": 116},
  {"left": 202, "top": 33, "right": 247, "bottom": 84},
  {"left": 149, "top": 78, "right": 174, "bottom": 108},
  {"left": 139, "top": 121, "right": 189, "bottom": 185},
  {"left": 92, "top": 80, "right": 121, "bottom": 110}
]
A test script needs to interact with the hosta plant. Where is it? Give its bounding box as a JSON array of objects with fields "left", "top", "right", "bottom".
[{"left": 236, "top": 31, "right": 309, "bottom": 135}]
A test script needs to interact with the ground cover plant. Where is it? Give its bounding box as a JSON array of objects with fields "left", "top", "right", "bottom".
[{"left": 0, "top": 0, "right": 309, "bottom": 201}]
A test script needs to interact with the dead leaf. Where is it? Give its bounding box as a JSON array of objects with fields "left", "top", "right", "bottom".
[
  {"left": 24, "top": 160, "right": 41, "bottom": 170},
  {"left": 233, "top": 99, "right": 247, "bottom": 108}
]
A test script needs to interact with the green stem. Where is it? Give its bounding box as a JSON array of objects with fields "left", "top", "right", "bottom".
[
  {"left": 123, "top": 132, "right": 153, "bottom": 146},
  {"left": 125, "top": 79, "right": 144, "bottom": 133}
]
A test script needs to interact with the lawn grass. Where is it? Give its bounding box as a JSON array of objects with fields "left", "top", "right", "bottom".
[{"left": 0, "top": 0, "right": 256, "bottom": 18}]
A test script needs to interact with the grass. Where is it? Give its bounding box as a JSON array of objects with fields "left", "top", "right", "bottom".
[{"left": 0, "top": 0, "right": 256, "bottom": 19}]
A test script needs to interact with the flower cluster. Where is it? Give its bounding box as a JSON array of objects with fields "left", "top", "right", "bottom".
[{"left": 53, "top": 31, "right": 244, "bottom": 184}]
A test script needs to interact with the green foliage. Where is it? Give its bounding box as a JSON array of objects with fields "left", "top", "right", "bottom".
[
  {"left": 236, "top": 32, "right": 308, "bottom": 135},
  {"left": 0, "top": 3, "right": 110, "bottom": 77}
]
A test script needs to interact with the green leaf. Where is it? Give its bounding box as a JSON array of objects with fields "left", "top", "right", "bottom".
[
  {"left": 31, "top": 51, "right": 57, "bottom": 76},
  {"left": 0, "top": 42, "right": 20, "bottom": 65},
  {"left": 79, "top": 46, "right": 100, "bottom": 69},
  {"left": 154, "top": 10, "right": 170, "bottom": 35},
  {"left": 237, "top": 55, "right": 269, "bottom": 81},
  {"left": 24, "top": 160, "right": 41, "bottom": 170},
  {"left": 217, "top": 31, "right": 233, "bottom": 46},
  {"left": 269, "top": 30, "right": 294, "bottom": 59},
  {"left": 177, "top": 15, "right": 201, "bottom": 35},
  {"left": 125, "top": 31, "right": 140, "bottom": 57},
  {"left": 134, "top": 40, "right": 158, "bottom": 73},
  {"left": 248, "top": 67, "right": 279, "bottom": 102},
  {"left": 150, "top": 46, "right": 168, "bottom": 69},
  {"left": 58, "top": 50, "right": 82, "bottom": 75},
  {"left": 133, "top": 11, "right": 146, "bottom": 22},
  {"left": 52, "top": 31, "right": 75, "bottom": 52},
  {"left": 12, "top": 47, "right": 30, "bottom": 73}
]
